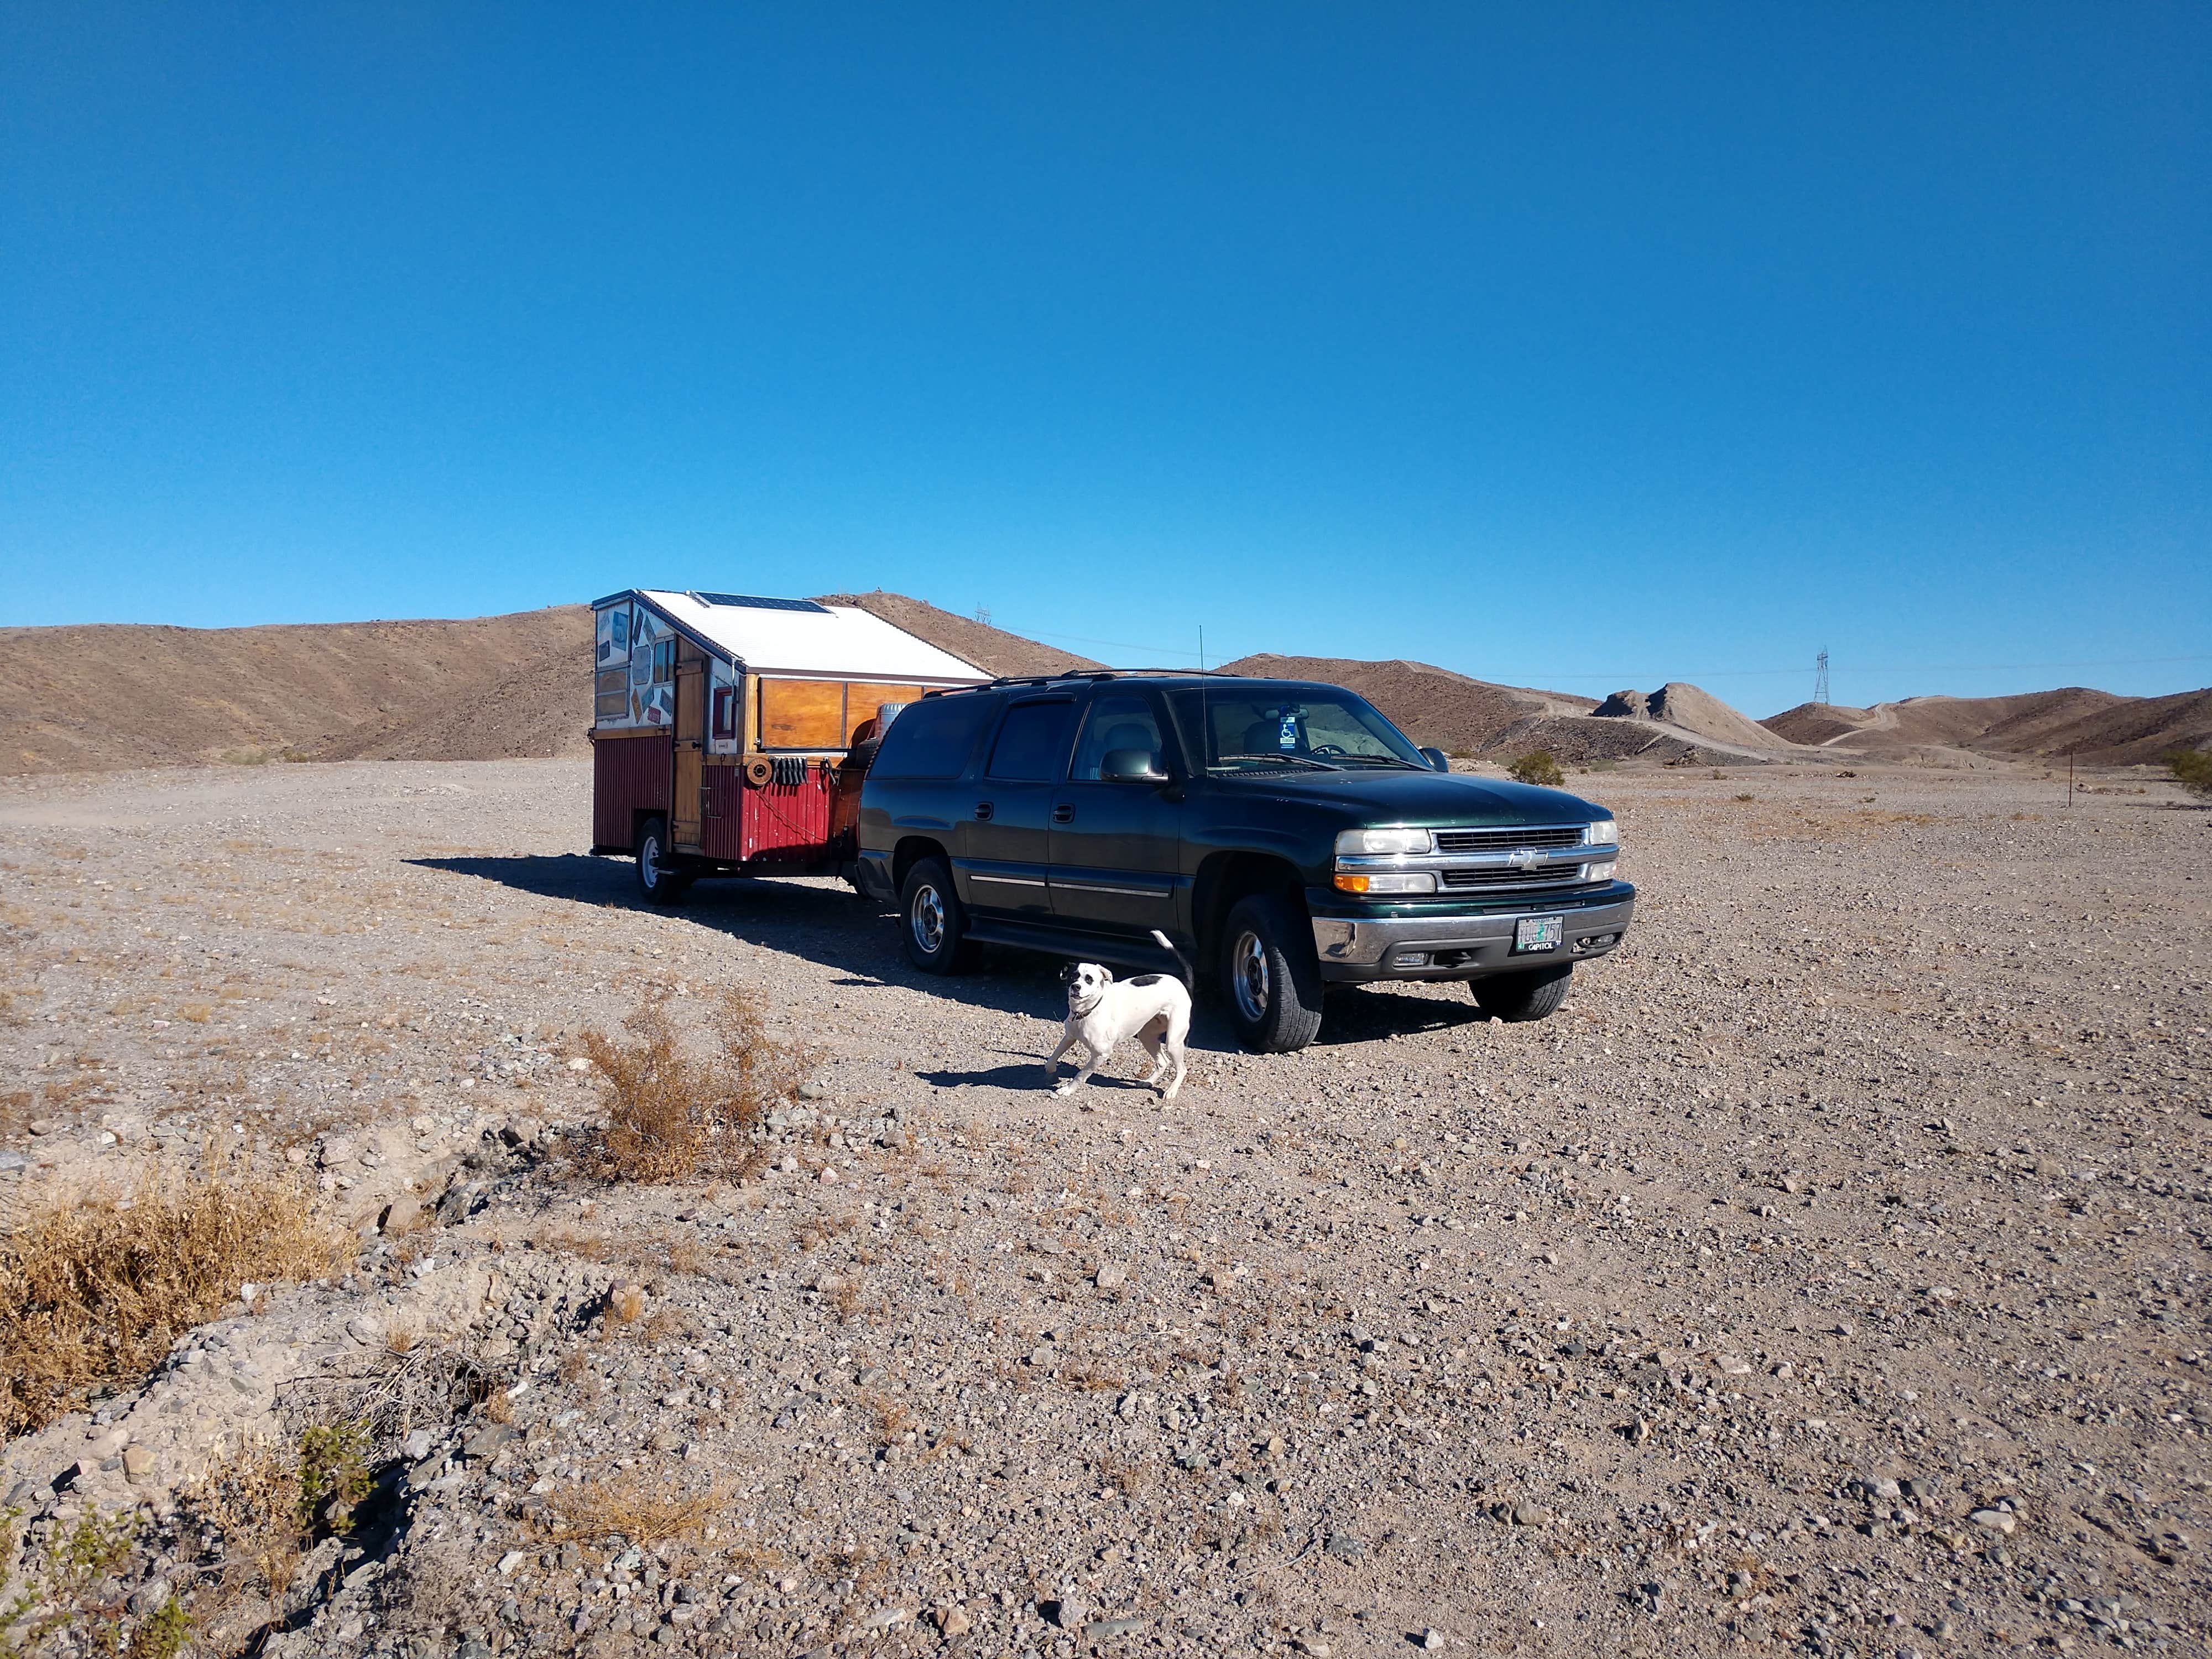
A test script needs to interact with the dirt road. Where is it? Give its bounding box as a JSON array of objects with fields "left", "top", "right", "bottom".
[{"left": 1, "top": 759, "right": 2206, "bottom": 1657}]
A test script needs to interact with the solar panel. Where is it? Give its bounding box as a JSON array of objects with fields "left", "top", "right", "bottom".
[{"left": 692, "top": 592, "right": 830, "bottom": 614}]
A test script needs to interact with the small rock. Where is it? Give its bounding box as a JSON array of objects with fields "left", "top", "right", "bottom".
[
  {"left": 1293, "top": 1640, "right": 1333, "bottom": 1658},
  {"left": 1085, "top": 1615, "right": 1145, "bottom": 1640},
  {"left": 1324, "top": 1532, "right": 1365, "bottom": 1559},
  {"left": 1969, "top": 1508, "right": 2017, "bottom": 1536},
  {"left": 1042, "top": 1597, "right": 1087, "bottom": 1629},
  {"left": 1511, "top": 1500, "right": 1547, "bottom": 1526},
  {"left": 463, "top": 1422, "right": 519, "bottom": 1459},
  {"left": 796, "top": 1081, "right": 828, "bottom": 1100},
  {"left": 319, "top": 1136, "right": 356, "bottom": 1168},
  {"left": 1418, "top": 1631, "right": 1444, "bottom": 1652},
  {"left": 126, "top": 1579, "right": 172, "bottom": 1616},
  {"left": 861, "top": 1607, "right": 908, "bottom": 1630},
  {"left": 1714, "top": 1354, "right": 1751, "bottom": 1376},
  {"left": 1867, "top": 1477, "right": 1902, "bottom": 1502},
  {"left": 1094, "top": 1261, "right": 1129, "bottom": 1291},
  {"left": 121, "top": 1446, "right": 155, "bottom": 1483},
  {"left": 497, "top": 1550, "right": 525, "bottom": 1575},
  {"left": 933, "top": 1605, "right": 972, "bottom": 1636}
]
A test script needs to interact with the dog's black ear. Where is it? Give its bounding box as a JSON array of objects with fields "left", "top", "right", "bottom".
[{"left": 1059, "top": 962, "right": 1077, "bottom": 983}]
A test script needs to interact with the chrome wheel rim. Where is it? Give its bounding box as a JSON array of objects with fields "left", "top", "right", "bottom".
[
  {"left": 911, "top": 883, "right": 946, "bottom": 956},
  {"left": 1232, "top": 928, "right": 1270, "bottom": 1024},
  {"left": 640, "top": 833, "right": 662, "bottom": 889}
]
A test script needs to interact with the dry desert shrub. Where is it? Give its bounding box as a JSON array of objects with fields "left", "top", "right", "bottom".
[
  {"left": 543, "top": 1473, "right": 725, "bottom": 1547},
  {"left": 580, "top": 987, "right": 806, "bottom": 1182},
  {"left": 0, "top": 1176, "right": 353, "bottom": 1437},
  {"left": 1507, "top": 750, "right": 1566, "bottom": 787}
]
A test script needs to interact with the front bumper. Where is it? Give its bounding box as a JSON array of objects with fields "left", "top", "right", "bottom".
[{"left": 1308, "top": 886, "right": 1636, "bottom": 982}]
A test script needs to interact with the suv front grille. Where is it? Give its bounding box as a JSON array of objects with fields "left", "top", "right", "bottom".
[
  {"left": 1434, "top": 825, "right": 1585, "bottom": 853},
  {"left": 1440, "top": 865, "right": 1588, "bottom": 890}
]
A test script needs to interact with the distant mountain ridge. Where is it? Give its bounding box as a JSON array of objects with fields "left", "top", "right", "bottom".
[
  {"left": 1, "top": 594, "right": 2200, "bottom": 775},
  {"left": 1762, "top": 687, "right": 2212, "bottom": 766}
]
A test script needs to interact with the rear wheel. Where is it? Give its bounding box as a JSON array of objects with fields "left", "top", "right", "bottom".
[
  {"left": 1469, "top": 963, "right": 1573, "bottom": 1021},
  {"left": 900, "top": 856, "right": 979, "bottom": 974},
  {"left": 635, "top": 817, "right": 690, "bottom": 905},
  {"left": 1219, "top": 893, "right": 1325, "bottom": 1053}
]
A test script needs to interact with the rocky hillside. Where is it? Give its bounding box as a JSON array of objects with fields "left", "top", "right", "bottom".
[{"left": 1764, "top": 686, "right": 2212, "bottom": 766}]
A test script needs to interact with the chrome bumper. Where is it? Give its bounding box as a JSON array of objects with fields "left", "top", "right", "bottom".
[{"left": 1309, "top": 893, "right": 1636, "bottom": 981}]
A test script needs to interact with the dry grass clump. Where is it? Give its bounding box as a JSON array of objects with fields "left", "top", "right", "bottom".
[
  {"left": 0, "top": 1177, "right": 353, "bottom": 1438},
  {"left": 542, "top": 1473, "right": 724, "bottom": 1547},
  {"left": 580, "top": 987, "right": 806, "bottom": 1183}
]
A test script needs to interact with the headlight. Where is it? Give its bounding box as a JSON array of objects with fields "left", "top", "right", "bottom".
[
  {"left": 1334, "top": 871, "right": 1437, "bottom": 894},
  {"left": 1584, "top": 860, "right": 1616, "bottom": 883},
  {"left": 1335, "top": 827, "right": 1433, "bottom": 857},
  {"left": 1584, "top": 819, "right": 1618, "bottom": 848}
]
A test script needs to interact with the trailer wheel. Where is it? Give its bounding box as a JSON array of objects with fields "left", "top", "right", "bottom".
[
  {"left": 900, "top": 856, "right": 978, "bottom": 974},
  {"left": 635, "top": 817, "right": 690, "bottom": 905}
]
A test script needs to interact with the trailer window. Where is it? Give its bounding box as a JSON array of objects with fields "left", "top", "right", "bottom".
[
  {"left": 594, "top": 671, "right": 628, "bottom": 720},
  {"left": 711, "top": 685, "right": 739, "bottom": 740},
  {"left": 870, "top": 694, "right": 998, "bottom": 779},
  {"left": 651, "top": 640, "right": 675, "bottom": 686}
]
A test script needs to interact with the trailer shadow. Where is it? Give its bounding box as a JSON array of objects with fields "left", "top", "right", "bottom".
[{"left": 410, "top": 855, "right": 1497, "bottom": 1053}]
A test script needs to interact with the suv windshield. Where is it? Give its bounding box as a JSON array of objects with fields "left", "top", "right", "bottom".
[{"left": 1167, "top": 686, "right": 1428, "bottom": 772}]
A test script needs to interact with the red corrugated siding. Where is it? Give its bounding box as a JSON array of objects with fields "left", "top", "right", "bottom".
[
  {"left": 741, "top": 768, "right": 837, "bottom": 864},
  {"left": 703, "top": 768, "right": 745, "bottom": 862},
  {"left": 592, "top": 733, "right": 671, "bottom": 851}
]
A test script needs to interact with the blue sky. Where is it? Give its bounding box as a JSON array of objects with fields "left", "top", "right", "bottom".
[{"left": 3, "top": 4, "right": 2205, "bottom": 716}]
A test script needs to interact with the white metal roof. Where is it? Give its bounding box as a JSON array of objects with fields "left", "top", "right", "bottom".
[{"left": 626, "top": 591, "right": 989, "bottom": 684}]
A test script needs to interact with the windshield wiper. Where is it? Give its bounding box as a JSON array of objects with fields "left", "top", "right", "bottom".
[
  {"left": 1212, "top": 753, "right": 1341, "bottom": 771},
  {"left": 1327, "top": 754, "right": 1430, "bottom": 770}
]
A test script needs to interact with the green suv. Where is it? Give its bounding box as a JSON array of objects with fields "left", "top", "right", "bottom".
[{"left": 852, "top": 672, "right": 1633, "bottom": 1053}]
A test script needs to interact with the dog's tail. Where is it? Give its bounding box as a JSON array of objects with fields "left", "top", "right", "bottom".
[{"left": 1149, "top": 928, "right": 1195, "bottom": 985}]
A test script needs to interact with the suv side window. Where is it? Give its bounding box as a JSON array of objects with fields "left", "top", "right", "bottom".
[
  {"left": 985, "top": 698, "right": 1077, "bottom": 782},
  {"left": 1070, "top": 692, "right": 1169, "bottom": 781},
  {"left": 870, "top": 693, "right": 999, "bottom": 779}
]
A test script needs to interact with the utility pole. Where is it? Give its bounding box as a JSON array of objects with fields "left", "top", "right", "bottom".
[{"left": 1813, "top": 649, "right": 1830, "bottom": 708}]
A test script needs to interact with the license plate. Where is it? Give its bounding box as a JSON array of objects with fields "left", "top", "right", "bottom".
[{"left": 1514, "top": 915, "right": 1563, "bottom": 953}]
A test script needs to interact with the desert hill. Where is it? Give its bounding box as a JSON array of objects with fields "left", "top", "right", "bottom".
[
  {"left": 0, "top": 593, "right": 1102, "bottom": 776},
  {"left": 0, "top": 608, "right": 594, "bottom": 775},
  {"left": 1763, "top": 686, "right": 2212, "bottom": 766},
  {"left": 1593, "top": 682, "right": 1793, "bottom": 753}
]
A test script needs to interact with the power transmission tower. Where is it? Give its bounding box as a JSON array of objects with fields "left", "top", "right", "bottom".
[
  {"left": 1813, "top": 649, "right": 1830, "bottom": 708},
  {"left": 974, "top": 606, "right": 992, "bottom": 628}
]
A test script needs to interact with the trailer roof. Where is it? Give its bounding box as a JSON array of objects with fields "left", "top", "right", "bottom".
[{"left": 618, "top": 589, "right": 989, "bottom": 683}]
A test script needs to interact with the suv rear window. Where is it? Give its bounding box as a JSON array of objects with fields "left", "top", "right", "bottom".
[{"left": 869, "top": 693, "right": 998, "bottom": 779}]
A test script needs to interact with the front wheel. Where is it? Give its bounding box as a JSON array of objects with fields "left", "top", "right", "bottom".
[
  {"left": 1218, "top": 893, "right": 1325, "bottom": 1053},
  {"left": 635, "top": 817, "right": 690, "bottom": 905},
  {"left": 900, "top": 857, "right": 979, "bottom": 974},
  {"left": 1469, "top": 963, "right": 1572, "bottom": 1021}
]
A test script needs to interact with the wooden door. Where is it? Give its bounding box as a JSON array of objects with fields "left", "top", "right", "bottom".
[{"left": 672, "top": 662, "right": 706, "bottom": 849}]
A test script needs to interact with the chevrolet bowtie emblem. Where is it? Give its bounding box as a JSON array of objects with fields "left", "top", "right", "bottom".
[{"left": 1507, "top": 848, "right": 1541, "bottom": 870}]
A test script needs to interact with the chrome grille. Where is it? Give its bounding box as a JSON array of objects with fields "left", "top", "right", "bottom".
[
  {"left": 1434, "top": 825, "right": 1585, "bottom": 853},
  {"left": 1440, "top": 866, "right": 1588, "bottom": 890}
]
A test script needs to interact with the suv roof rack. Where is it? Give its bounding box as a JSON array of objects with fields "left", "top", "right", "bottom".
[{"left": 977, "top": 667, "right": 1235, "bottom": 689}]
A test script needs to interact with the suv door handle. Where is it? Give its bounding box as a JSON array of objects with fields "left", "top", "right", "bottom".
[
  {"left": 973, "top": 802, "right": 993, "bottom": 821},
  {"left": 1051, "top": 804, "right": 1074, "bottom": 823}
]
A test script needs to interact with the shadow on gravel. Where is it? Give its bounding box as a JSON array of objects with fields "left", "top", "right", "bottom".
[{"left": 411, "top": 854, "right": 1491, "bottom": 1055}]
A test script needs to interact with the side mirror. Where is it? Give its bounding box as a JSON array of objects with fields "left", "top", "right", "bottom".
[
  {"left": 1420, "top": 747, "right": 1451, "bottom": 773},
  {"left": 1100, "top": 748, "right": 1169, "bottom": 785}
]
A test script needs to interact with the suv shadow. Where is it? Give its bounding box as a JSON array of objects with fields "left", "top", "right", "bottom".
[{"left": 409, "top": 855, "right": 1477, "bottom": 1053}]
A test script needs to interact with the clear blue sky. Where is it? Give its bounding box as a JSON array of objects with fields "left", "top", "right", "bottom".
[{"left": 4, "top": 4, "right": 2205, "bottom": 716}]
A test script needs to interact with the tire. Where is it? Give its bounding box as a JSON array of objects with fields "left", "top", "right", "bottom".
[
  {"left": 1470, "top": 963, "right": 1573, "bottom": 1022},
  {"left": 635, "top": 817, "right": 690, "bottom": 905},
  {"left": 900, "top": 856, "right": 979, "bottom": 974},
  {"left": 1218, "top": 893, "right": 1326, "bottom": 1053}
]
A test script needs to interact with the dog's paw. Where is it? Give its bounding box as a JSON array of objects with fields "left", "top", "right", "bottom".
[{"left": 1052, "top": 1080, "right": 1079, "bottom": 1096}]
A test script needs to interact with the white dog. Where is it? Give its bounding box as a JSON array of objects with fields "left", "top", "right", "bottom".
[{"left": 1044, "top": 931, "right": 1191, "bottom": 1101}]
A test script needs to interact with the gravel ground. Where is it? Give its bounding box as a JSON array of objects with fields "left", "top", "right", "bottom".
[{"left": 1, "top": 758, "right": 2208, "bottom": 1658}]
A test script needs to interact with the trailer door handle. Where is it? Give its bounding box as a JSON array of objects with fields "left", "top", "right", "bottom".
[
  {"left": 973, "top": 801, "right": 993, "bottom": 821},
  {"left": 1051, "top": 804, "right": 1074, "bottom": 823}
]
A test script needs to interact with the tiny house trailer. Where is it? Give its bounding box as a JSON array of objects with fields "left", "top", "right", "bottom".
[{"left": 588, "top": 590, "right": 988, "bottom": 900}]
